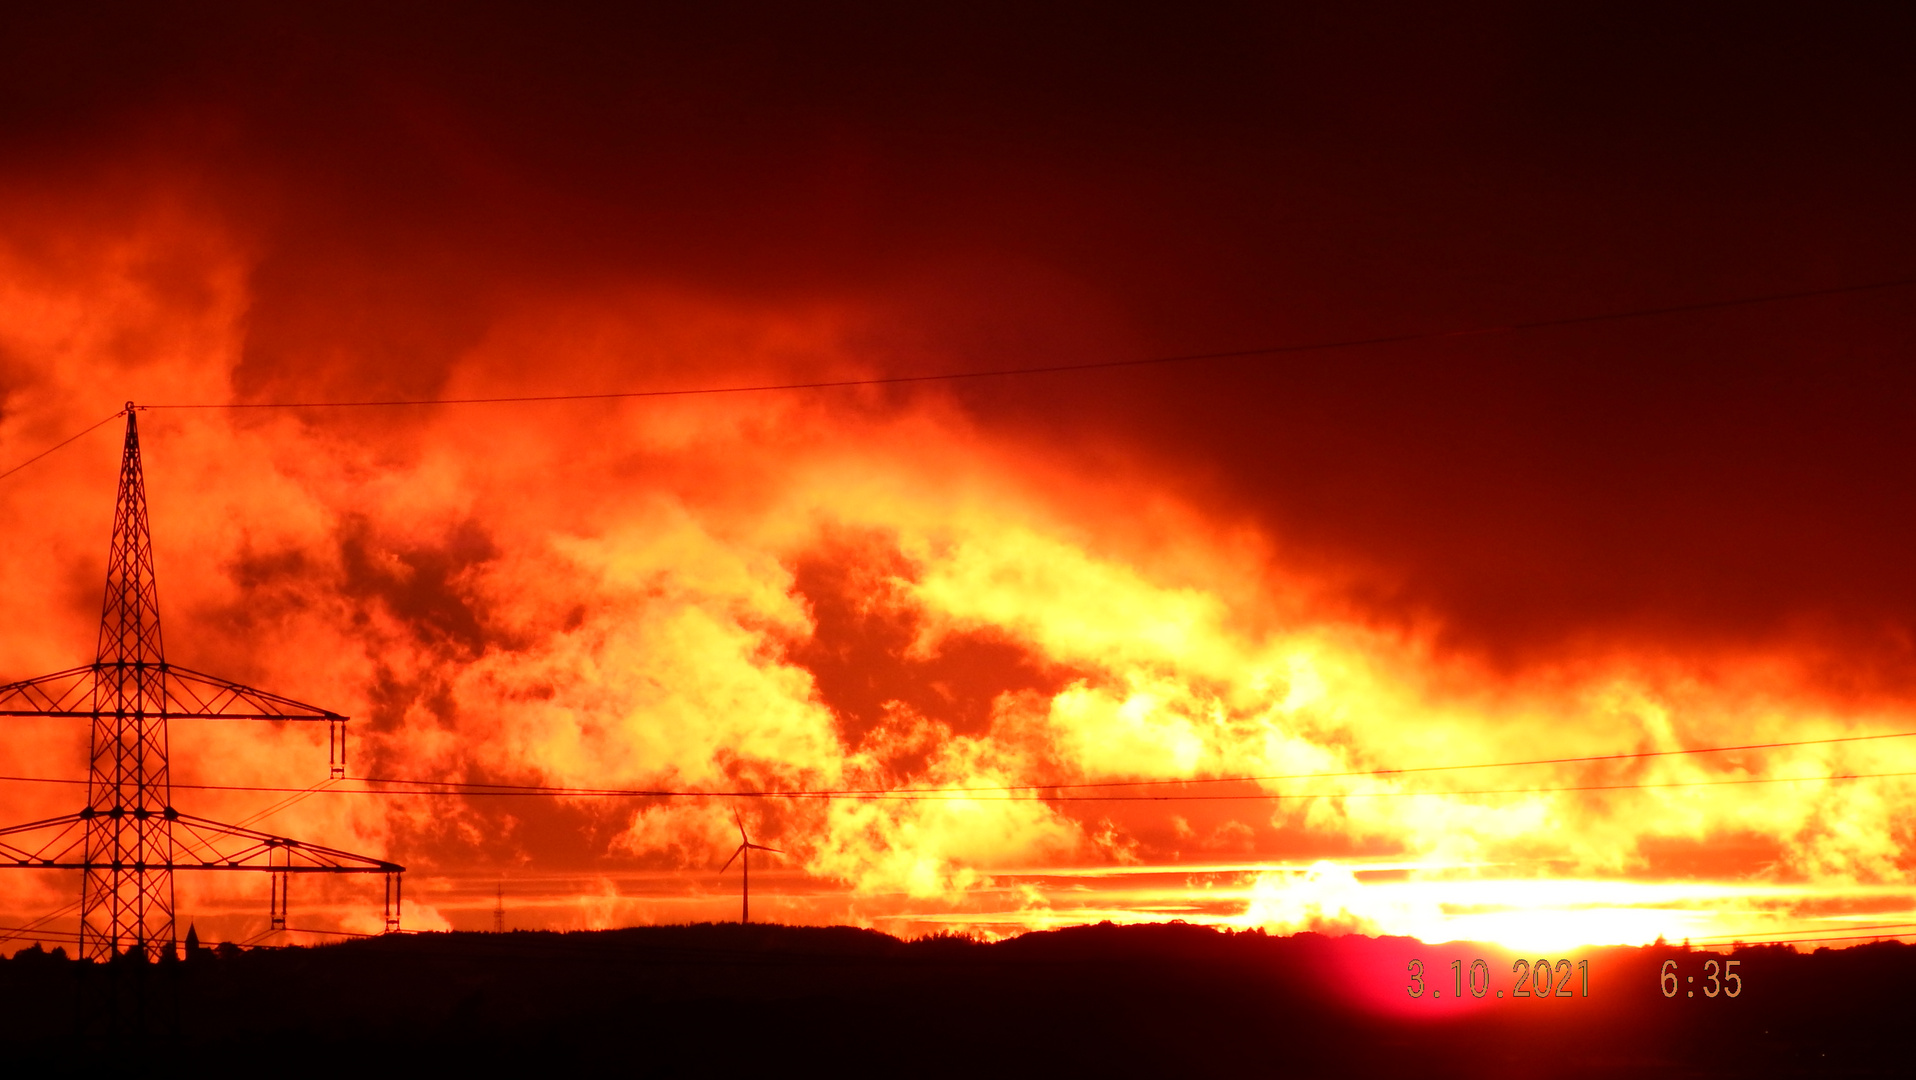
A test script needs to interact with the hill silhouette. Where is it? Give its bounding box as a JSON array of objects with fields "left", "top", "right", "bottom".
[{"left": 1, "top": 922, "right": 1908, "bottom": 1076}]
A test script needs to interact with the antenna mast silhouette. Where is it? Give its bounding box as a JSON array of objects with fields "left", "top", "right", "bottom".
[{"left": 0, "top": 404, "right": 402, "bottom": 960}]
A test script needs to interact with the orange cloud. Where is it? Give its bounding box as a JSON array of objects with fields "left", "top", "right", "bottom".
[{"left": 1, "top": 188, "right": 1914, "bottom": 954}]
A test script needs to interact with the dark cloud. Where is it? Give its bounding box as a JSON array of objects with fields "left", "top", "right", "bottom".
[
  {"left": 786, "top": 529, "right": 1073, "bottom": 756},
  {"left": 5, "top": 2, "right": 1916, "bottom": 671},
  {"left": 337, "top": 516, "right": 502, "bottom": 659}
]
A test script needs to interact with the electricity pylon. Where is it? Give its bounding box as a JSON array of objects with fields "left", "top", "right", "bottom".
[{"left": 0, "top": 404, "right": 402, "bottom": 961}]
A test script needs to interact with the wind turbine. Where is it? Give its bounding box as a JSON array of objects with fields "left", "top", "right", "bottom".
[{"left": 718, "top": 811, "right": 782, "bottom": 924}]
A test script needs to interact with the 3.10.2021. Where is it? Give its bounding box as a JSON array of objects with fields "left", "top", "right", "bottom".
[{"left": 1407, "top": 958, "right": 1590, "bottom": 999}]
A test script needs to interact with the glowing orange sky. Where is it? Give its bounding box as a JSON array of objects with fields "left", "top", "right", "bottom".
[{"left": 2, "top": 6, "right": 1915, "bottom": 953}]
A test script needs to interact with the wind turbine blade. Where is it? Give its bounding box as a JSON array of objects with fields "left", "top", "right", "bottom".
[
  {"left": 719, "top": 845, "right": 744, "bottom": 873},
  {"left": 747, "top": 844, "right": 783, "bottom": 854},
  {"left": 734, "top": 809, "right": 747, "bottom": 844}
]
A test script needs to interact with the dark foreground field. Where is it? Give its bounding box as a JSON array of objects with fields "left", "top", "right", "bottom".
[{"left": 0, "top": 923, "right": 1908, "bottom": 1077}]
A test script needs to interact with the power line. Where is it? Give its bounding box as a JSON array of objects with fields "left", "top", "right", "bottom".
[
  {"left": 4, "top": 766, "right": 1914, "bottom": 803},
  {"left": 0, "top": 899, "right": 81, "bottom": 947},
  {"left": 345, "top": 767, "right": 1916, "bottom": 801},
  {"left": 5, "top": 723, "right": 1905, "bottom": 795},
  {"left": 2, "top": 914, "right": 1900, "bottom": 955},
  {"left": 0, "top": 410, "right": 125, "bottom": 484},
  {"left": 0, "top": 924, "right": 79, "bottom": 943},
  {"left": 243, "top": 724, "right": 1916, "bottom": 794},
  {"left": 1719, "top": 930, "right": 1916, "bottom": 948},
  {"left": 731, "top": 727, "right": 1916, "bottom": 793},
  {"left": 134, "top": 275, "right": 1916, "bottom": 411},
  {"left": 1688, "top": 921, "right": 1916, "bottom": 943},
  {"left": 2, "top": 276, "right": 1910, "bottom": 482},
  {"left": 3, "top": 725, "right": 1914, "bottom": 801},
  {"left": 231, "top": 776, "right": 338, "bottom": 829}
]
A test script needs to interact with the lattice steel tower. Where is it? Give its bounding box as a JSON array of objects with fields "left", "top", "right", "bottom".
[{"left": 0, "top": 404, "right": 402, "bottom": 960}]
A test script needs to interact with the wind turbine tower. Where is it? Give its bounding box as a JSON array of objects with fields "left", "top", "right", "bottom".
[{"left": 719, "top": 812, "right": 781, "bottom": 924}]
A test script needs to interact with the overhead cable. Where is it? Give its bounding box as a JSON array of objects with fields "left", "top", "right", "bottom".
[{"left": 137, "top": 276, "right": 1916, "bottom": 411}]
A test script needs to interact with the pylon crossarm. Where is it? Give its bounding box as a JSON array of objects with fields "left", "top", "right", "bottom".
[
  {"left": 0, "top": 811, "right": 89, "bottom": 865},
  {"left": 157, "top": 664, "right": 345, "bottom": 721},
  {"left": 0, "top": 666, "right": 96, "bottom": 715},
  {"left": 170, "top": 813, "right": 401, "bottom": 873},
  {"left": 0, "top": 662, "right": 345, "bottom": 721}
]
